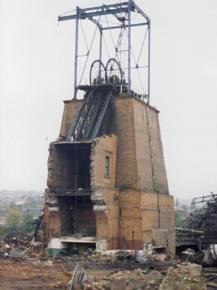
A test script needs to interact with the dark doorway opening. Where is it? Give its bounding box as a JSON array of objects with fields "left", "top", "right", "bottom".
[{"left": 58, "top": 196, "right": 96, "bottom": 237}]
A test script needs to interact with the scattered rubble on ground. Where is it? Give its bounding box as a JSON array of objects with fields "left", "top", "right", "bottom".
[
  {"left": 0, "top": 239, "right": 215, "bottom": 290},
  {"left": 158, "top": 263, "right": 206, "bottom": 290}
]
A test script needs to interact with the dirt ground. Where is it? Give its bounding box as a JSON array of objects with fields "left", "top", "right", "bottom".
[
  {"left": 0, "top": 257, "right": 209, "bottom": 290},
  {"left": 0, "top": 257, "right": 130, "bottom": 290},
  {"left": 0, "top": 258, "right": 69, "bottom": 290}
]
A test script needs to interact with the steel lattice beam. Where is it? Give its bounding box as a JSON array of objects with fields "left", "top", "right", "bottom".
[
  {"left": 58, "top": 4, "right": 129, "bottom": 22},
  {"left": 58, "top": 1, "right": 150, "bottom": 99}
]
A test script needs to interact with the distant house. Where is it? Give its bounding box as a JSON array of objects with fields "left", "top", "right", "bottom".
[{"left": 0, "top": 217, "right": 6, "bottom": 227}]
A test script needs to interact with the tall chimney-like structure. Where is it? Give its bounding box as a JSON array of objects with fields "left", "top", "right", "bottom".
[{"left": 43, "top": 1, "right": 175, "bottom": 255}]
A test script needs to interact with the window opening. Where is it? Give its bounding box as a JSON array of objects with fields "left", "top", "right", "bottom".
[{"left": 105, "top": 156, "right": 110, "bottom": 178}]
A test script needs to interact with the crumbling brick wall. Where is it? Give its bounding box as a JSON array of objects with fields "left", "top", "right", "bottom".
[{"left": 44, "top": 95, "right": 175, "bottom": 255}]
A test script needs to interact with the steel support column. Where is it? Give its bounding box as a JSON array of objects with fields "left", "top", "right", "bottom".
[
  {"left": 74, "top": 7, "right": 80, "bottom": 99},
  {"left": 127, "top": 0, "right": 132, "bottom": 95},
  {"left": 99, "top": 29, "right": 103, "bottom": 63},
  {"left": 99, "top": 28, "right": 103, "bottom": 78},
  {"left": 147, "top": 20, "right": 151, "bottom": 103}
]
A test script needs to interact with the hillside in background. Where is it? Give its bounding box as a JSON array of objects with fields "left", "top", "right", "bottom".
[{"left": 0, "top": 190, "right": 43, "bottom": 236}]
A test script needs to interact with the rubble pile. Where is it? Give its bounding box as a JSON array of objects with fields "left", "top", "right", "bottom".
[
  {"left": 0, "top": 239, "right": 212, "bottom": 290},
  {"left": 87, "top": 268, "right": 163, "bottom": 290},
  {"left": 177, "top": 193, "right": 217, "bottom": 250},
  {"left": 66, "top": 262, "right": 208, "bottom": 290},
  {"left": 0, "top": 249, "right": 212, "bottom": 290},
  {"left": 61, "top": 248, "right": 169, "bottom": 273},
  {"left": 159, "top": 263, "right": 207, "bottom": 290},
  {"left": 0, "top": 235, "right": 46, "bottom": 261}
]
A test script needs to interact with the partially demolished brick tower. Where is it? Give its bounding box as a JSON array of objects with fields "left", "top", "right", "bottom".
[{"left": 43, "top": 1, "right": 175, "bottom": 254}]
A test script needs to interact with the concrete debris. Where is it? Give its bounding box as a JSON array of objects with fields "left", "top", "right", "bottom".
[
  {"left": 0, "top": 248, "right": 212, "bottom": 290},
  {"left": 74, "top": 263, "right": 206, "bottom": 290},
  {"left": 44, "top": 260, "right": 53, "bottom": 267},
  {"left": 207, "top": 281, "right": 217, "bottom": 288},
  {"left": 136, "top": 250, "right": 149, "bottom": 264},
  {"left": 152, "top": 254, "right": 167, "bottom": 262},
  {"left": 143, "top": 243, "right": 153, "bottom": 256},
  {"left": 0, "top": 236, "right": 46, "bottom": 262},
  {"left": 8, "top": 247, "right": 31, "bottom": 260},
  {"left": 203, "top": 244, "right": 217, "bottom": 266},
  {"left": 0, "top": 236, "right": 211, "bottom": 290},
  {"left": 85, "top": 268, "right": 163, "bottom": 290},
  {"left": 4, "top": 232, "right": 33, "bottom": 245},
  {"left": 4, "top": 243, "right": 10, "bottom": 257},
  {"left": 67, "top": 263, "right": 88, "bottom": 290},
  {"left": 159, "top": 263, "right": 206, "bottom": 290},
  {"left": 184, "top": 263, "right": 202, "bottom": 276},
  {"left": 86, "top": 250, "right": 136, "bottom": 264},
  {"left": 181, "top": 248, "right": 196, "bottom": 256}
]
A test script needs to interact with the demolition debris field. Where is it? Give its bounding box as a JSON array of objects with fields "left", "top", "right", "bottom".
[{"left": 0, "top": 254, "right": 210, "bottom": 290}]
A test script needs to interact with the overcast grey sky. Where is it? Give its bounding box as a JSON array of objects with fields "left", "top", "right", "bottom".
[{"left": 0, "top": 0, "right": 217, "bottom": 199}]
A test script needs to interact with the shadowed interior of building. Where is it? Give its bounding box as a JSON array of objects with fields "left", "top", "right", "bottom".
[
  {"left": 51, "top": 143, "right": 91, "bottom": 191},
  {"left": 58, "top": 196, "right": 96, "bottom": 236}
]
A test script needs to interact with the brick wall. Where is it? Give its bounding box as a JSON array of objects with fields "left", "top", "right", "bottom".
[
  {"left": 145, "top": 106, "right": 169, "bottom": 193},
  {"left": 93, "top": 189, "right": 120, "bottom": 243},
  {"left": 119, "top": 190, "right": 175, "bottom": 254},
  {"left": 43, "top": 202, "right": 61, "bottom": 241},
  {"left": 115, "top": 97, "right": 138, "bottom": 188},
  {"left": 91, "top": 135, "right": 117, "bottom": 189},
  {"left": 44, "top": 95, "right": 175, "bottom": 255},
  {"left": 115, "top": 96, "right": 169, "bottom": 193}
]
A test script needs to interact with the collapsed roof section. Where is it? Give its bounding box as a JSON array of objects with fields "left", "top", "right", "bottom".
[{"left": 177, "top": 193, "right": 217, "bottom": 248}]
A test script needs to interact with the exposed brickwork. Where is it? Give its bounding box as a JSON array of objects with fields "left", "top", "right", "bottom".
[
  {"left": 43, "top": 203, "right": 61, "bottom": 241},
  {"left": 115, "top": 97, "right": 138, "bottom": 188},
  {"left": 145, "top": 106, "right": 169, "bottom": 193},
  {"left": 93, "top": 189, "right": 120, "bottom": 241},
  {"left": 115, "top": 96, "right": 169, "bottom": 193},
  {"left": 91, "top": 135, "right": 117, "bottom": 189},
  {"left": 133, "top": 100, "right": 154, "bottom": 191},
  {"left": 47, "top": 144, "right": 56, "bottom": 189},
  {"left": 107, "top": 238, "right": 144, "bottom": 250}
]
